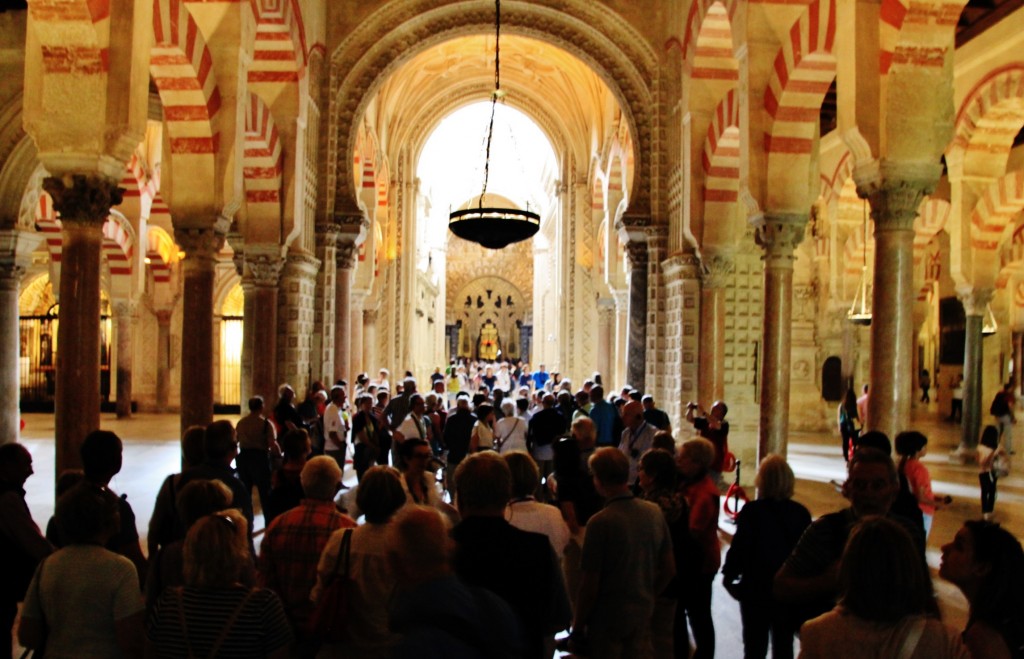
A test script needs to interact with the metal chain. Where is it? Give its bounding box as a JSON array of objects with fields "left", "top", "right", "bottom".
[{"left": 479, "top": 0, "right": 501, "bottom": 206}]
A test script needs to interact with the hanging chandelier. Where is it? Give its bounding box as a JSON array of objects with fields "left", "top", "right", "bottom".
[
  {"left": 982, "top": 303, "right": 998, "bottom": 336},
  {"left": 848, "top": 199, "right": 872, "bottom": 326},
  {"left": 447, "top": 0, "right": 540, "bottom": 250}
]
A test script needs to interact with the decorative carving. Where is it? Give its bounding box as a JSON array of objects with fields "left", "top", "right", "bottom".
[
  {"left": 337, "top": 241, "right": 357, "bottom": 270},
  {"left": 625, "top": 241, "right": 648, "bottom": 270},
  {"left": 700, "top": 254, "right": 735, "bottom": 289},
  {"left": 858, "top": 162, "right": 943, "bottom": 232},
  {"left": 42, "top": 174, "right": 122, "bottom": 225},
  {"left": 173, "top": 228, "right": 224, "bottom": 262},
  {"left": 245, "top": 253, "right": 285, "bottom": 287},
  {"left": 364, "top": 307, "right": 378, "bottom": 325},
  {"left": 958, "top": 287, "right": 994, "bottom": 316},
  {"left": 112, "top": 300, "right": 137, "bottom": 318},
  {"left": 753, "top": 213, "right": 807, "bottom": 264},
  {"left": 0, "top": 263, "right": 24, "bottom": 290}
]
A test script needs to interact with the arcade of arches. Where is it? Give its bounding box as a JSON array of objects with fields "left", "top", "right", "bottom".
[{"left": 1, "top": 0, "right": 1024, "bottom": 477}]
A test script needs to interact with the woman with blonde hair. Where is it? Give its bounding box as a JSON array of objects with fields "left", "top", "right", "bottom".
[
  {"left": 800, "top": 517, "right": 968, "bottom": 659},
  {"left": 722, "top": 454, "right": 810, "bottom": 659},
  {"left": 147, "top": 510, "right": 292, "bottom": 658}
]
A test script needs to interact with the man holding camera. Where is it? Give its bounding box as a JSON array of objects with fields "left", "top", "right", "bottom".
[
  {"left": 686, "top": 400, "right": 730, "bottom": 486},
  {"left": 618, "top": 400, "right": 657, "bottom": 486}
]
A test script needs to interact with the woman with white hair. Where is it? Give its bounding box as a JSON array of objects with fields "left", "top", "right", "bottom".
[{"left": 494, "top": 399, "right": 528, "bottom": 454}]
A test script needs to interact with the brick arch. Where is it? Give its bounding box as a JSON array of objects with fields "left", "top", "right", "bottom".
[
  {"left": 952, "top": 65, "right": 1024, "bottom": 173},
  {"left": 703, "top": 89, "right": 741, "bottom": 204},
  {"left": 26, "top": 0, "right": 109, "bottom": 77},
  {"left": 685, "top": 1, "right": 739, "bottom": 81},
  {"left": 151, "top": 0, "right": 221, "bottom": 158},
  {"left": 243, "top": 92, "right": 283, "bottom": 207},
  {"left": 103, "top": 210, "right": 134, "bottom": 279},
  {"left": 764, "top": 0, "right": 837, "bottom": 153},
  {"left": 971, "top": 170, "right": 1024, "bottom": 251},
  {"left": 327, "top": 0, "right": 657, "bottom": 220},
  {"left": 914, "top": 197, "right": 948, "bottom": 265},
  {"left": 683, "top": 0, "right": 740, "bottom": 63},
  {"left": 249, "top": 0, "right": 307, "bottom": 84}
]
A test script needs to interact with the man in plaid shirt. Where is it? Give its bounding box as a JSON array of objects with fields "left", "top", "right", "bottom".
[{"left": 259, "top": 456, "right": 355, "bottom": 657}]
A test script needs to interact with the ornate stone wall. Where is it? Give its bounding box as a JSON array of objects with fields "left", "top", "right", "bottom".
[
  {"left": 445, "top": 235, "right": 533, "bottom": 323},
  {"left": 278, "top": 252, "right": 320, "bottom": 393},
  {"left": 723, "top": 242, "right": 763, "bottom": 467}
]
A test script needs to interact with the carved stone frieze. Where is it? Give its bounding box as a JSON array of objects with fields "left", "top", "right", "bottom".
[
  {"left": 43, "top": 174, "right": 123, "bottom": 226},
  {"left": 174, "top": 228, "right": 224, "bottom": 262}
]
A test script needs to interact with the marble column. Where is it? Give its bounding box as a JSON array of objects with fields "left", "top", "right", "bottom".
[
  {"left": 699, "top": 253, "right": 734, "bottom": 407},
  {"left": 334, "top": 242, "right": 356, "bottom": 384},
  {"left": 350, "top": 293, "right": 365, "bottom": 381},
  {"left": 44, "top": 174, "right": 122, "bottom": 473},
  {"left": 113, "top": 301, "right": 135, "bottom": 418},
  {"left": 363, "top": 308, "right": 378, "bottom": 377},
  {"left": 244, "top": 252, "right": 283, "bottom": 404},
  {"left": 754, "top": 213, "right": 806, "bottom": 459},
  {"left": 612, "top": 290, "right": 628, "bottom": 391},
  {"left": 625, "top": 241, "right": 648, "bottom": 391},
  {"left": 174, "top": 228, "right": 223, "bottom": 436},
  {"left": 597, "top": 298, "right": 614, "bottom": 382},
  {"left": 960, "top": 289, "right": 992, "bottom": 450},
  {"left": 155, "top": 310, "right": 172, "bottom": 410},
  {"left": 863, "top": 176, "right": 932, "bottom": 439},
  {"left": 0, "top": 263, "right": 24, "bottom": 443}
]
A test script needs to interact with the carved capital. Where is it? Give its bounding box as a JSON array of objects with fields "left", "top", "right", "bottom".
[
  {"left": 283, "top": 252, "right": 321, "bottom": 279},
  {"left": 333, "top": 212, "right": 370, "bottom": 244},
  {"left": 315, "top": 221, "right": 343, "bottom": 244},
  {"left": 337, "top": 241, "right": 357, "bottom": 270},
  {"left": 754, "top": 213, "right": 807, "bottom": 264},
  {"left": 958, "top": 287, "right": 994, "bottom": 316},
  {"left": 363, "top": 308, "right": 378, "bottom": 324},
  {"left": 700, "top": 254, "right": 735, "bottom": 289},
  {"left": 155, "top": 309, "right": 173, "bottom": 325},
  {"left": 858, "top": 162, "right": 942, "bottom": 232},
  {"left": 615, "top": 214, "right": 652, "bottom": 246},
  {"left": 174, "top": 228, "right": 224, "bottom": 262},
  {"left": 43, "top": 174, "right": 122, "bottom": 226},
  {"left": 113, "top": 300, "right": 137, "bottom": 318},
  {"left": 245, "top": 253, "right": 285, "bottom": 287},
  {"left": 624, "top": 241, "right": 648, "bottom": 270},
  {"left": 0, "top": 263, "right": 25, "bottom": 290}
]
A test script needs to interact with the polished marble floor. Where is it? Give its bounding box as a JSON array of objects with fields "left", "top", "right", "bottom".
[{"left": 13, "top": 407, "right": 1022, "bottom": 657}]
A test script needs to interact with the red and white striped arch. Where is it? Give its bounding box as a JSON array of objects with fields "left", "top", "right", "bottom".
[
  {"left": 952, "top": 65, "right": 1024, "bottom": 171},
  {"left": 687, "top": 2, "right": 738, "bottom": 81},
  {"left": 151, "top": 0, "right": 221, "bottom": 156},
  {"left": 35, "top": 192, "right": 62, "bottom": 264},
  {"left": 970, "top": 170, "right": 1024, "bottom": 251},
  {"left": 249, "top": 0, "right": 306, "bottom": 84},
  {"left": 33, "top": 191, "right": 134, "bottom": 278},
  {"left": 146, "top": 224, "right": 177, "bottom": 284},
  {"left": 683, "top": 0, "right": 739, "bottom": 65},
  {"left": 764, "top": 0, "right": 837, "bottom": 157},
  {"left": 843, "top": 218, "right": 875, "bottom": 281},
  {"left": 914, "top": 199, "right": 948, "bottom": 280},
  {"left": 703, "top": 89, "right": 741, "bottom": 205},
  {"left": 243, "top": 92, "right": 283, "bottom": 207},
  {"left": 27, "top": 0, "right": 109, "bottom": 76},
  {"left": 879, "top": 0, "right": 908, "bottom": 74},
  {"left": 819, "top": 151, "right": 853, "bottom": 209}
]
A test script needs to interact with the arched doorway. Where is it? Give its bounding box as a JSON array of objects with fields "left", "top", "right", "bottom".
[{"left": 217, "top": 283, "right": 244, "bottom": 411}]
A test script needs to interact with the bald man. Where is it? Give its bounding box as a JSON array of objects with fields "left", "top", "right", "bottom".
[{"left": 618, "top": 400, "right": 657, "bottom": 486}]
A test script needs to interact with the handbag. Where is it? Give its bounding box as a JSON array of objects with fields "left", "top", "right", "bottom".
[
  {"left": 309, "top": 528, "right": 354, "bottom": 643},
  {"left": 993, "top": 453, "right": 1011, "bottom": 478}
]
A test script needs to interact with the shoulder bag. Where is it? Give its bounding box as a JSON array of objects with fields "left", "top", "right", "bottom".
[{"left": 309, "top": 528, "right": 354, "bottom": 643}]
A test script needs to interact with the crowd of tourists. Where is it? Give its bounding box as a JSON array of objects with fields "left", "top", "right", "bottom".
[{"left": 2, "top": 360, "right": 1023, "bottom": 659}]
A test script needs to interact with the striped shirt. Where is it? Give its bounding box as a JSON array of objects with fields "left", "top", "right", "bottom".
[{"left": 147, "top": 585, "right": 292, "bottom": 658}]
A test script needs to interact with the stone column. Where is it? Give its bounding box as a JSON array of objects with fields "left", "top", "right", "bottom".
[
  {"left": 155, "top": 310, "right": 173, "bottom": 410},
  {"left": 863, "top": 176, "right": 932, "bottom": 439},
  {"left": 313, "top": 223, "right": 341, "bottom": 382},
  {"left": 1014, "top": 331, "right": 1023, "bottom": 396},
  {"left": 243, "top": 252, "right": 284, "bottom": 404},
  {"left": 624, "top": 241, "right": 648, "bottom": 391},
  {"left": 699, "top": 253, "right": 734, "bottom": 407},
  {"left": 334, "top": 242, "right": 356, "bottom": 384},
  {"left": 612, "top": 290, "right": 628, "bottom": 390},
  {"left": 44, "top": 174, "right": 122, "bottom": 473},
  {"left": 597, "top": 298, "right": 614, "bottom": 381},
  {"left": 174, "top": 228, "right": 223, "bottom": 436},
  {"left": 113, "top": 301, "right": 135, "bottom": 418},
  {"left": 363, "top": 308, "right": 378, "bottom": 377},
  {"left": 0, "top": 263, "right": 24, "bottom": 442},
  {"left": 753, "top": 213, "right": 806, "bottom": 459},
  {"left": 350, "top": 292, "right": 365, "bottom": 380},
  {"left": 960, "top": 289, "right": 992, "bottom": 451}
]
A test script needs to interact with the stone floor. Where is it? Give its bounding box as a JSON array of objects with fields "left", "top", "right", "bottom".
[{"left": 13, "top": 407, "right": 1022, "bottom": 657}]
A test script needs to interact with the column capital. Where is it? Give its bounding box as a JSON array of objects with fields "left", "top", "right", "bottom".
[
  {"left": 700, "top": 253, "right": 736, "bottom": 289},
  {"left": 753, "top": 212, "right": 807, "bottom": 265},
  {"left": 283, "top": 251, "right": 321, "bottom": 279},
  {"left": 337, "top": 241, "right": 358, "bottom": 270},
  {"left": 43, "top": 174, "right": 123, "bottom": 226},
  {"left": 332, "top": 212, "right": 370, "bottom": 243},
  {"left": 244, "top": 252, "right": 285, "bottom": 288},
  {"left": 615, "top": 214, "right": 652, "bottom": 246},
  {"left": 624, "top": 240, "right": 648, "bottom": 270},
  {"left": 174, "top": 228, "right": 224, "bottom": 262},
  {"left": 857, "top": 161, "right": 943, "bottom": 232},
  {"left": 363, "top": 307, "right": 378, "bottom": 324},
  {"left": 112, "top": 300, "right": 138, "bottom": 318},
  {"left": 0, "top": 263, "right": 24, "bottom": 290},
  {"left": 958, "top": 287, "right": 995, "bottom": 316}
]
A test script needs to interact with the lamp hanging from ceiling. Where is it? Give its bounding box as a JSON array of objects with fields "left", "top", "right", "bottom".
[
  {"left": 848, "top": 199, "right": 872, "bottom": 326},
  {"left": 982, "top": 304, "right": 998, "bottom": 336},
  {"left": 447, "top": 0, "right": 540, "bottom": 250}
]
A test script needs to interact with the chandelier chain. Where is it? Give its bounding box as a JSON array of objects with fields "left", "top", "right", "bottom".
[{"left": 479, "top": 0, "right": 501, "bottom": 206}]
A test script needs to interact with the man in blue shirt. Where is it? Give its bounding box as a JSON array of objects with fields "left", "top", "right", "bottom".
[{"left": 532, "top": 364, "right": 550, "bottom": 391}]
